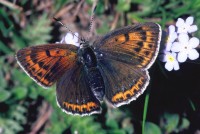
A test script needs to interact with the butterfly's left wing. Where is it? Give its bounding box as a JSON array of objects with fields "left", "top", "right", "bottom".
[
  {"left": 56, "top": 64, "right": 101, "bottom": 116},
  {"left": 94, "top": 22, "right": 161, "bottom": 107},
  {"left": 16, "top": 44, "right": 78, "bottom": 88}
]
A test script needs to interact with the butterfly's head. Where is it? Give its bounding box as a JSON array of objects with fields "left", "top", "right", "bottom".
[{"left": 80, "top": 37, "right": 90, "bottom": 48}]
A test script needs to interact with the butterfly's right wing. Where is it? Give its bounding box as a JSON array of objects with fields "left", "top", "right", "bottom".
[
  {"left": 93, "top": 23, "right": 161, "bottom": 107},
  {"left": 97, "top": 58, "right": 149, "bottom": 107},
  {"left": 56, "top": 63, "right": 101, "bottom": 116},
  {"left": 94, "top": 22, "right": 161, "bottom": 69}
]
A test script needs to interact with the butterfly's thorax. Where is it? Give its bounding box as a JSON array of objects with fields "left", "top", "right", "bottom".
[{"left": 79, "top": 46, "right": 105, "bottom": 101}]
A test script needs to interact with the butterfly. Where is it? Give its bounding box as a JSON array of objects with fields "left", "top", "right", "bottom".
[{"left": 16, "top": 22, "right": 161, "bottom": 116}]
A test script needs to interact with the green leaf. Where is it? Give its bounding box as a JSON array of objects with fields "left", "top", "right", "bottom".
[
  {"left": 106, "top": 109, "right": 125, "bottom": 129},
  {"left": 142, "top": 89, "right": 150, "bottom": 134},
  {"left": 0, "top": 68, "right": 7, "bottom": 89},
  {"left": 28, "top": 86, "right": 39, "bottom": 99},
  {"left": 108, "top": 130, "right": 126, "bottom": 134},
  {"left": 10, "top": 110, "right": 26, "bottom": 124},
  {"left": 12, "top": 68, "right": 33, "bottom": 86},
  {"left": 122, "top": 118, "right": 134, "bottom": 134},
  {"left": 144, "top": 122, "right": 162, "bottom": 134},
  {"left": 12, "top": 86, "right": 27, "bottom": 100},
  {"left": 0, "top": 89, "right": 11, "bottom": 102},
  {"left": 128, "top": 13, "right": 145, "bottom": 22},
  {"left": 161, "top": 113, "right": 179, "bottom": 133},
  {"left": 94, "top": 0, "right": 105, "bottom": 15},
  {"left": 178, "top": 118, "right": 190, "bottom": 131},
  {"left": 188, "top": 98, "right": 196, "bottom": 111},
  {"left": 12, "top": 33, "right": 26, "bottom": 48},
  {"left": 6, "top": 119, "right": 23, "bottom": 132},
  {"left": 0, "top": 8, "right": 12, "bottom": 26},
  {"left": 21, "top": 14, "right": 52, "bottom": 45},
  {"left": 116, "top": 0, "right": 131, "bottom": 12},
  {"left": 0, "top": 40, "right": 12, "bottom": 54},
  {"left": 54, "top": 0, "right": 70, "bottom": 12},
  {"left": 106, "top": 118, "right": 119, "bottom": 129},
  {"left": 96, "top": 20, "right": 110, "bottom": 34}
]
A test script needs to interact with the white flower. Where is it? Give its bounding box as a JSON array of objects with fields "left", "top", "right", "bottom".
[
  {"left": 176, "top": 16, "right": 198, "bottom": 34},
  {"left": 64, "top": 32, "right": 80, "bottom": 47},
  {"left": 56, "top": 32, "right": 80, "bottom": 47},
  {"left": 163, "top": 25, "right": 177, "bottom": 52},
  {"left": 171, "top": 34, "right": 199, "bottom": 63},
  {"left": 159, "top": 52, "right": 180, "bottom": 71}
]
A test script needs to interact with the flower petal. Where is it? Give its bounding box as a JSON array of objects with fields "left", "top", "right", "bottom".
[
  {"left": 188, "top": 25, "right": 198, "bottom": 33},
  {"left": 177, "top": 51, "right": 187, "bottom": 63},
  {"left": 55, "top": 41, "right": 60, "bottom": 44},
  {"left": 173, "top": 61, "right": 180, "bottom": 70},
  {"left": 178, "top": 33, "right": 189, "bottom": 44},
  {"left": 176, "top": 18, "right": 185, "bottom": 27},
  {"left": 73, "top": 32, "right": 79, "bottom": 42},
  {"left": 188, "top": 37, "right": 199, "bottom": 48},
  {"left": 66, "top": 33, "right": 73, "bottom": 39},
  {"left": 74, "top": 42, "right": 80, "bottom": 47},
  {"left": 186, "top": 16, "right": 194, "bottom": 25},
  {"left": 165, "top": 62, "right": 173, "bottom": 71},
  {"left": 65, "top": 33, "right": 73, "bottom": 43},
  {"left": 188, "top": 49, "right": 199, "bottom": 60},
  {"left": 169, "top": 32, "right": 177, "bottom": 42},
  {"left": 177, "top": 27, "right": 187, "bottom": 34},
  {"left": 171, "top": 52, "right": 177, "bottom": 58},
  {"left": 165, "top": 42, "right": 172, "bottom": 51},
  {"left": 60, "top": 37, "right": 65, "bottom": 43},
  {"left": 169, "top": 25, "right": 175, "bottom": 34},
  {"left": 159, "top": 54, "right": 167, "bottom": 62},
  {"left": 171, "top": 42, "right": 181, "bottom": 52}
]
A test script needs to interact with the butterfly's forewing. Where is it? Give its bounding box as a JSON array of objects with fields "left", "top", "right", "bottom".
[
  {"left": 94, "top": 22, "right": 161, "bottom": 106},
  {"left": 94, "top": 22, "right": 161, "bottom": 69},
  {"left": 16, "top": 44, "right": 78, "bottom": 88},
  {"left": 56, "top": 64, "right": 101, "bottom": 116}
]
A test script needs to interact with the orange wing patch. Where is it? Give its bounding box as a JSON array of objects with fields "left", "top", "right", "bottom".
[
  {"left": 16, "top": 44, "right": 78, "bottom": 87},
  {"left": 96, "top": 23, "right": 161, "bottom": 69},
  {"left": 111, "top": 76, "right": 147, "bottom": 107},
  {"left": 63, "top": 101, "right": 100, "bottom": 114}
]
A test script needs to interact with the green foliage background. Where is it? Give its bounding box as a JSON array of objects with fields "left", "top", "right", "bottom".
[{"left": 0, "top": 0, "right": 200, "bottom": 134}]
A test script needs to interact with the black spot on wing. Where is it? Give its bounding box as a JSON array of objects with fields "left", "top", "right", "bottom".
[
  {"left": 46, "top": 50, "right": 51, "bottom": 57},
  {"left": 124, "top": 34, "right": 129, "bottom": 41}
]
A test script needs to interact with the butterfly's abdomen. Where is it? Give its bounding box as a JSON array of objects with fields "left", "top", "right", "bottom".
[
  {"left": 81, "top": 47, "right": 105, "bottom": 101},
  {"left": 87, "top": 68, "right": 105, "bottom": 101}
]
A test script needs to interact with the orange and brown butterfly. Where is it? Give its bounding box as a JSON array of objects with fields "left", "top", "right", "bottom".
[{"left": 15, "top": 22, "right": 162, "bottom": 116}]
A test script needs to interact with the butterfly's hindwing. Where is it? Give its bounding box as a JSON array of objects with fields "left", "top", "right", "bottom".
[
  {"left": 56, "top": 64, "right": 101, "bottom": 116},
  {"left": 98, "top": 58, "right": 149, "bottom": 107}
]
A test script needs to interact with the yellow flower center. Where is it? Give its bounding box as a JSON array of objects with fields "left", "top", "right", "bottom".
[{"left": 167, "top": 55, "right": 175, "bottom": 62}]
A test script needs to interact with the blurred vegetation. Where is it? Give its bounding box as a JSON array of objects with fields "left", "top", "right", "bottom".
[{"left": 0, "top": 0, "right": 200, "bottom": 134}]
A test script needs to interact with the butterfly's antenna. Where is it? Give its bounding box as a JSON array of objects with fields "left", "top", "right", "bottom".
[
  {"left": 87, "top": 0, "right": 98, "bottom": 39},
  {"left": 53, "top": 17, "right": 81, "bottom": 40}
]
